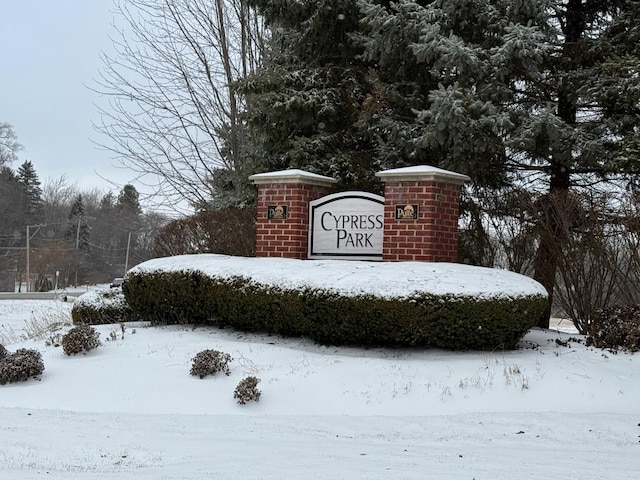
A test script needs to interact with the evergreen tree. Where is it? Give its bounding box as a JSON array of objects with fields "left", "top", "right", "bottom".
[
  {"left": 0, "top": 167, "right": 26, "bottom": 231},
  {"left": 66, "top": 194, "right": 91, "bottom": 286},
  {"left": 68, "top": 194, "right": 90, "bottom": 251},
  {"left": 16, "top": 160, "right": 43, "bottom": 222},
  {"left": 116, "top": 184, "right": 142, "bottom": 266},
  {"left": 0, "top": 167, "right": 27, "bottom": 289},
  {"left": 581, "top": 1, "right": 640, "bottom": 183},
  {"left": 117, "top": 184, "right": 142, "bottom": 218},
  {"left": 243, "top": 0, "right": 388, "bottom": 192},
  {"left": 244, "top": 0, "right": 640, "bottom": 327},
  {"left": 99, "top": 191, "right": 116, "bottom": 212}
]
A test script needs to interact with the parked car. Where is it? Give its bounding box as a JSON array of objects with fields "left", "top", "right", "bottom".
[{"left": 110, "top": 277, "right": 124, "bottom": 288}]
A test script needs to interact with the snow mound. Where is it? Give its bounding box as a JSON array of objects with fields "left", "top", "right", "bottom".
[{"left": 129, "top": 254, "right": 547, "bottom": 299}]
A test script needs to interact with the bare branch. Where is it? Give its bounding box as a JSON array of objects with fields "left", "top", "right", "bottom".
[
  {"left": 91, "top": 0, "right": 266, "bottom": 212},
  {"left": 0, "top": 122, "right": 23, "bottom": 167}
]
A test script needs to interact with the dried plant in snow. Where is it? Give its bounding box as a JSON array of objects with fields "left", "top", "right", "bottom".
[
  {"left": 190, "top": 349, "right": 232, "bottom": 378},
  {"left": 234, "top": 376, "right": 261, "bottom": 405},
  {"left": 62, "top": 325, "right": 101, "bottom": 356}
]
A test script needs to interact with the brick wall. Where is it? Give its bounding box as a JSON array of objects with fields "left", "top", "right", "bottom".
[
  {"left": 382, "top": 180, "right": 462, "bottom": 262},
  {"left": 255, "top": 183, "right": 332, "bottom": 259}
]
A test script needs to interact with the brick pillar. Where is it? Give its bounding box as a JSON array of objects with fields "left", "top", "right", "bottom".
[
  {"left": 249, "top": 169, "right": 337, "bottom": 259},
  {"left": 376, "top": 166, "right": 470, "bottom": 262}
]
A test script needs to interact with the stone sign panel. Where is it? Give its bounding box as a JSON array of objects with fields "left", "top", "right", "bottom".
[{"left": 308, "top": 191, "right": 384, "bottom": 260}]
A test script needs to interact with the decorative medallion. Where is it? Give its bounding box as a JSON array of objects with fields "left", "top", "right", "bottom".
[
  {"left": 267, "top": 205, "right": 287, "bottom": 220},
  {"left": 395, "top": 204, "right": 419, "bottom": 220}
]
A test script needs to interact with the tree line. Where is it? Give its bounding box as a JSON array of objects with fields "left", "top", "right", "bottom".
[{"left": 0, "top": 125, "right": 166, "bottom": 291}]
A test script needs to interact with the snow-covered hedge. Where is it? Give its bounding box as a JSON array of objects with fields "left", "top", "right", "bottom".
[
  {"left": 124, "top": 255, "right": 548, "bottom": 350},
  {"left": 71, "top": 288, "right": 136, "bottom": 325}
]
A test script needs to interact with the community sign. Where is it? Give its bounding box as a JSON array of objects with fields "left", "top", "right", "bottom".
[{"left": 308, "top": 192, "right": 384, "bottom": 260}]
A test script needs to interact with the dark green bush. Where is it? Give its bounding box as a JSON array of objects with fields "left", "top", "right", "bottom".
[
  {"left": 586, "top": 304, "right": 640, "bottom": 352},
  {"left": 0, "top": 348, "right": 45, "bottom": 385},
  {"left": 123, "top": 270, "right": 222, "bottom": 325},
  {"left": 71, "top": 289, "right": 137, "bottom": 325},
  {"left": 124, "top": 268, "right": 547, "bottom": 351},
  {"left": 62, "top": 325, "right": 101, "bottom": 355},
  {"left": 0, "top": 344, "right": 7, "bottom": 360}
]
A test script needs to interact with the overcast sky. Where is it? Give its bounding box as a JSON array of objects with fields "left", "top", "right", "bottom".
[{"left": 0, "top": 1, "right": 134, "bottom": 193}]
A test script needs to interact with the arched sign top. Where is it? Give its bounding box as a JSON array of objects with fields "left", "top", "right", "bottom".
[
  {"left": 309, "top": 191, "right": 384, "bottom": 207},
  {"left": 308, "top": 191, "right": 385, "bottom": 260}
]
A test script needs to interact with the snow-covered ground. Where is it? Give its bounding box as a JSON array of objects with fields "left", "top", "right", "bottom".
[{"left": 1, "top": 295, "right": 639, "bottom": 479}]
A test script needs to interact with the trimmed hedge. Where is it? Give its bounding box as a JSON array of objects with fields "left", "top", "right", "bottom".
[
  {"left": 123, "top": 269, "right": 547, "bottom": 350},
  {"left": 71, "top": 288, "right": 137, "bottom": 325}
]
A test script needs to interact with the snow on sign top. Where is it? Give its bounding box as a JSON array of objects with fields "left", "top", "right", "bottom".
[
  {"left": 129, "top": 254, "right": 547, "bottom": 299},
  {"left": 376, "top": 165, "right": 471, "bottom": 184},
  {"left": 249, "top": 169, "right": 337, "bottom": 186}
]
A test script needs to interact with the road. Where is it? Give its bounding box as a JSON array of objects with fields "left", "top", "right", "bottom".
[{"left": 0, "top": 291, "right": 86, "bottom": 300}]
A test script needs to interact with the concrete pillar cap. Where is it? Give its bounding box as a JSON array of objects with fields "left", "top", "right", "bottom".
[
  {"left": 250, "top": 169, "right": 337, "bottom": 187},
  {"left": 376, "top": 165, "right": 470, "bottom": 185}
]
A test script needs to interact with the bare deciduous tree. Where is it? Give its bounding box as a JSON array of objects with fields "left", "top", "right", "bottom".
[
  {"left": 0, "top": 122, "right": 22, "bottom": 167},
  {"left": 93, "top": 0, "right": 266, "bottom": 212}
]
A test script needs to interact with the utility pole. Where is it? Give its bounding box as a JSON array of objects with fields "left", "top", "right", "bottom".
[
  {"left": 76, "top": 216, "right": 81, "bottom": 249},
  {"left": 75, "top": 216, "right": 81, "bottom": 286},
  {"left": 124, "top": 231, "right": 132, "bottom": 276},
  {"left": 25, "top": 224, "right": 44, "bottom": 293},
  {"left": 26, "top": 225, "right": 29, "bottom": 293}
]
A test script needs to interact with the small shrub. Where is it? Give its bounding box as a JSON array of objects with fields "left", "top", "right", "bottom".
[
  {"left": 62, "top": 325, "right": 101, "bottom": 355},
  {"left": 586, "top": 304, "right": 640, "bottom": 352},
  {"left": 0, "top": 348, "right": 45, "bottom": 385},
  {"left": 234, "top": 376, "right": 261, "bottom": 404},
  {"left": 190, "top": 349, "right": 232, "bottom": 378},
  {"left": 0, "top": 344, "right": 7, "bottom": 359},
  {"left": 71, "top": 288, "right": 136, "bottom": 325}
]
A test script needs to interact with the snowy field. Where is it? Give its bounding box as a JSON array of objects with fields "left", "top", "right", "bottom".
[{"left": 1, "top": 297, "right": 639, "bottom": 479}]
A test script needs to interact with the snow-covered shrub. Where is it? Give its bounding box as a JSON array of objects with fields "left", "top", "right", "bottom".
[
  {"left": 234, "top": 376, "right": 261, "bottom": 404},
  {"left": 0, "top": 348, "right": 45, "bottom": 385},
  {"left": 124, "top": 256, "right": 548, "bottom": 350},
  {"left": 62, "top": 325, "right": 101, "bottom": 355},
  {"left": 190, "top": 349, "right": 232, "bottom": 378},
  {"left": 71, "top": 288, "right": 136, "bottom": 325},
  {"left": 587, "top": 304, "right": 640, "bottom": 352}
]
